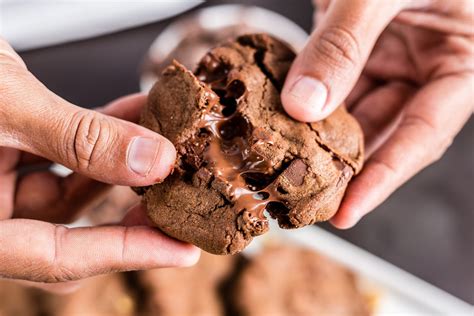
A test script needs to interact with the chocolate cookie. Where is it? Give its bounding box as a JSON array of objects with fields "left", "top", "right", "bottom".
[
  {"left": 139, "top": 253, "right": 236, "bottom": 316},
  {"left": 43, "top": 274, "right": 135, "bottom": 316},
  {"left": 135, "top": 33, "right": 363, "bottom": 254},
  {"left": 0, "top": 280, "right": 37, "bottom": 316},
  {"left": 232, "top": 246, "right": 370, "bottom": 316}
]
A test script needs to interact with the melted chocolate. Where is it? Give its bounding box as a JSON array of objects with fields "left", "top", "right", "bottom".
[{"left": 196, "top": 80, "right": 285, "bottom": 221}]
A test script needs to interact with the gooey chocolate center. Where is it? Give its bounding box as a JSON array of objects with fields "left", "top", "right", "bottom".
[{"left": 195, "top": 56, "right": 289, "bottom": 223}]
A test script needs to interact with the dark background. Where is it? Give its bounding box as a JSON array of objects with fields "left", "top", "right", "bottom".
[{"left": 17, "top": 0, "right": 473, "bottom": 303}]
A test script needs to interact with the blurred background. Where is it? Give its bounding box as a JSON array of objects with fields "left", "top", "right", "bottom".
[{"left": 1, "top": 0, "right": 473, "bottom": 310}]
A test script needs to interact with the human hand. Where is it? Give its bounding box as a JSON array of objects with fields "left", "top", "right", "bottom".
[
  {"left": 281, "top": 0, "right": 474, "bottom": 228},
  {"left": 0, "top": 38, "right": 200, "bottom": 284}
]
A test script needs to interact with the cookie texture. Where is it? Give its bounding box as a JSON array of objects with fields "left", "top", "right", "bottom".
[
  {"left": 232, "top": 246, "right": 370, "bottom": 316},
  {"left": 135, "top": 33, "right": 364, "bottom": 254}
]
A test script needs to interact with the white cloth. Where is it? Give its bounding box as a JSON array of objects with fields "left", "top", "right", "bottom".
[{"left": 0, "top": 0, "right": 202, "bottom": 50}]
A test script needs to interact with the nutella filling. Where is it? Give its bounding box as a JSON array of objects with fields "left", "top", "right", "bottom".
[{"left": 194, "top": 57, "right": 289, "bottom": 222}]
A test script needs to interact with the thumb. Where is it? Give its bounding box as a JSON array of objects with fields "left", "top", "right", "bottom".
[
  {"left": 0, "top": 40, "right": 175, "bottom": 186},
  {"left": 281, "top": 0, "right": 406, "bottom": 122}
]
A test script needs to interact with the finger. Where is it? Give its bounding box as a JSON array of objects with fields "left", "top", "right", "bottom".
[
  {"left": 0, "top": 219, "right": 200, "bottom": 282},
  {"left": 351, "top": 81, "right": 416, "bottom": 156},
  {"left": 0, "top": 147, "right": 20, "bottom": 173},
  {"left": 395, "top": 1, "right": 474, "bottom": 36},
  {"left": 11, "top": 94, "right": 147, "bottom": 222},
  {"left": 331, "top": 73, "right": 474, "bottom": 228},
  {"left": 82, "top": 185, "right": 140, "bottom": 225},
  {"left": 0, "top": 39, "right": 175, "bottom": 186},
  {"left": 98, "top": 93, "right": 147, "bottom": 123},
  {"left": 345, "top": 73, "right": 380, "bottom": 110},
  {"left": 0, "top": 171, "right": 16, "bottom": 219},
  {"left": 13, "top": 95, "right": 146, "bottom": 169},
  {"left": 0, "top": 147, "right": 19, "bottom": 219},
  {"left": 0, "top": 36, "right": 27, "bottom": 69},
  {"left": 121, "top": 203, "right": 154, "bottom": 227},
  {"left": 281, "top": 0, "right": 407, "bottom": 122},
  {"left": 14, "top": 171, "right": 110, "bottom": 223}
]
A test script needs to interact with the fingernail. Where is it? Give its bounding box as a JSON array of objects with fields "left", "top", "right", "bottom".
[
  {"left": 127, "top": 137, "right": 160, "bottom": 176},
  {"left": 289, "top": 76, "right": 328, "bottom": 113}
]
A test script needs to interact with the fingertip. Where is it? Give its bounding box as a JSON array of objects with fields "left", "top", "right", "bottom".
[
  {"left": 127, "top": 135, "right": 176, "bottom": 184},
  {"left": 153, "top": 136, "right": 176, "bottom": 182},
  {"left": 329, "top": 217, "right": 357, "bottom": 230},
  {"left": 99, "top": 93, "right": 148, "bottom": 122},
  {"left": 281, "top": 75, "right": 331, "bottom": 122},
  {"left": 152, "top": 236, "right": 201, "bottom": 268},
  {"left": 118, "top": 226, "right": 200, "bottom": 270},
  {"left": 174, "top": 244, "right": 201, "bottom": 268},
  {"left": 329, "top": 207, "right": 361, "bottom": 229}
]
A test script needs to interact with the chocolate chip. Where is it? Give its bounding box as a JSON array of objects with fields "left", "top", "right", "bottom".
[
  {"left": 332, "top": 158, "right": 345, "bottom": 171},
  {"left": 281, "top": 159, "right": 307, "bottom": 186}
]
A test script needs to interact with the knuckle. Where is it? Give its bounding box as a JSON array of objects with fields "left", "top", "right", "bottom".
[
  {"left": 311, "top": 26, "right": 361, "bottom": 70},
  {"left": 0, "top": 40, "right": 26, "bottom": 70},
  {"left": 40, "top": 226, "right": 78, "bottom": 283},
  {"left": 0, "top": 66, "right": 31, "bottom": 135},
  {"left": 400, "top": 114, "right": 452, "bottom": 166},
  {"left": 370, "top": 156, "right": 399, "bottom": 180},
  {"left": 66, "top": 110, "right": 114, "bottom": 172}
]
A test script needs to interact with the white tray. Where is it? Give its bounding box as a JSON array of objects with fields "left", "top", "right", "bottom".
[{"left": 243, "top": 225, "right": 473, "bottom": 316}]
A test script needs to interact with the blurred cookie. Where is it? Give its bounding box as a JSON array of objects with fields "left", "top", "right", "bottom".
[
  {"left": 139, "top": 253, "right": 236, "bottom": 316},
  {"left": 43, "top": 274, "right": 135, "bottom": 316},
  {"left": 232, "top": 246, "right": 370, "bottom": 316},
  {"left": 0, "top": 280, "right": 37, "bottom": 316}
]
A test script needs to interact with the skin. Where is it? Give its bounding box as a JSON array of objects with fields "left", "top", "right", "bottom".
[
  {"left": 281, "top": 0, "right": 474, "bottom": 228},
  {"left": 0, "top": 42, "right": 200, "bottom": 288},
  {"left": 0, "top": 0, "right": 472, "bottom": 288}
]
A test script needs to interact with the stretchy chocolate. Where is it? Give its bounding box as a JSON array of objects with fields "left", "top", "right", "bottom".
[
  {"left": 195, "top": 85, "right": 286, "bottom": 234},
  {"left": 134, "top": 34, "right": 364, "bottom": 255}
]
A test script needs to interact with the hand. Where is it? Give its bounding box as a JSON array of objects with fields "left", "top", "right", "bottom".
[
  {"left": 0, "top": 39, "right": 200, "bottom": 284},
  {"left": 281, "top": 0, "right": 473, "bottom": 228}
]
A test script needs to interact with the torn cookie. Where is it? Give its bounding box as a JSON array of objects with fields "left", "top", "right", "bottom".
[{"left": 134, "top": 33, "right": 364, "bottom": 255}]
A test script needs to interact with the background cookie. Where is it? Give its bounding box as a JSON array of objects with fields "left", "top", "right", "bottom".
[
  {"left": 135, "top": 33, "right": 363, "bottom": 254},
  {"left": 138, "top": 253, "right": 236, "bottom": 316},
  {"left": 42, "top": 274, "right": 135, "bottom": 316},
  {"left": 232, "top": 246, "right": 370, "bottom": 316}
]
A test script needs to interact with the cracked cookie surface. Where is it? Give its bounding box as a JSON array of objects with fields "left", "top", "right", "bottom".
[{"left": 135, "top": 34, "right": 364, "bottom": 255}]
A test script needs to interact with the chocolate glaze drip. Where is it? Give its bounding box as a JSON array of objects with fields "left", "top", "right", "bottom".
[{"left": 196, "top": 59, "right": 285, "bottom": 222}]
